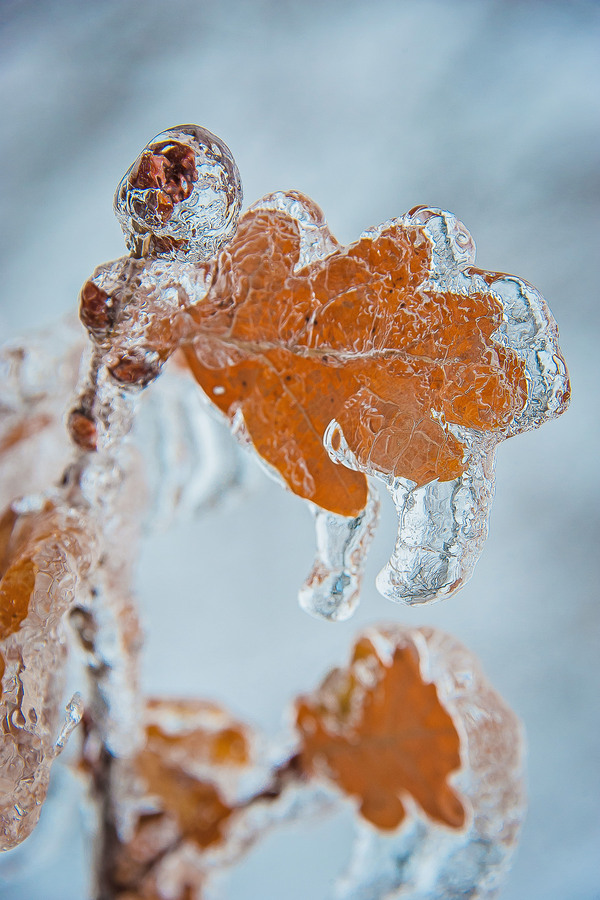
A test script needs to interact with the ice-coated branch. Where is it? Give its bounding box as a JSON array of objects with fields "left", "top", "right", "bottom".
[{"left": 1, "top": 123, "right": 568, "bottom": 900}]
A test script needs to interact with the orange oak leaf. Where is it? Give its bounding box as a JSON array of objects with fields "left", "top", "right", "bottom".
[
  {"left": 0, "top": 498, "right": 95, "bottom": 849},
  {"left": 295, "top": 630, "right": 466, "bottom": 830},
  {"left": 131, "top": 700, "right": 251, "bottom": 852},
  {"left": 183, "top": 194, "right": 528, "bottom": 517},
  {"left": 0, "top": 500, "right": 59, "bottom": 642},
  {"left": 109, "top": 701, "right": 253, "bottom": 899},
  {"left": 135, "top": 751, "right": 233, "bottom": 850},
  {"left": 76, "top": 134, "right": 569, "bottom": 610}
]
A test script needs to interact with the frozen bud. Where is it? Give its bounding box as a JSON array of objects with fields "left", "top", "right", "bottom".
[
  {"left": 108, "top": 351, "right": 162, "bottom": 387},
  {"left": 114, "top": 125, "right": 243, "bottom": 262},
  {"left": 79, "top": 280, "right": 114, "bottom": 336},
  {"left": 67, "top": 409, "right": 98, "bottom": 452}
]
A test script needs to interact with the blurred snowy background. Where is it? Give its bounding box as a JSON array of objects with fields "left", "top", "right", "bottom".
[{"left": 0, "top": 0, "right": 599, "bottom": 898}]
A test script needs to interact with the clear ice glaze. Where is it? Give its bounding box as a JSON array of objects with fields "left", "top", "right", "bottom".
[{"left": 0, "top": 125, "right": 557, "bottom": 899}]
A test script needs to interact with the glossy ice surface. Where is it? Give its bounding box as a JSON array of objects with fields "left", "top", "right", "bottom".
[
  {"left": 329, "top": 627, "right": 526, "bottom": 900},
  {"left": 0, "top": 124, "right": 559, "bottom": 897},
  {"left": 75, "top": 129, "right": 569, "bottom": 616},
  {"left": 0, "top": 498, "right": 95, "bottom": 849},
  {"left": 79, "top": 627, "right": 525, "bottom": 900},
  {"left": 184, "top": 194, "right": 569, "bottom": 610},
  {"left": 114, "top": 125, "right": 243, "bottom": 263}
]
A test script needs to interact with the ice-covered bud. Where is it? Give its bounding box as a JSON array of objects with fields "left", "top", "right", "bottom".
[{"left": 114, "top": 125, "right": 243, "bottom": 262}]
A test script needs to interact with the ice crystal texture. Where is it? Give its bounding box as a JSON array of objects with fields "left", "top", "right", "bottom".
[
  {"left": 184, "top": 195, "right": 569, "bottom": 611},
  {"left": 79, "top": 627, "right": 525, "bottom": 900},
  {"left": 0, "top": 126, "right": 557, "bottom": 898},
  {"left": 76, "top": 134, "right": 570, "bottom": 617},
  {"left": 114, "top": 124, "right": 243, "bottom": 262},
  {"left": 0, "top": 498, "right": 96, "bottom": 848},
  {"left": 315, "top": 626, "right": 526, "bottom": 900}
]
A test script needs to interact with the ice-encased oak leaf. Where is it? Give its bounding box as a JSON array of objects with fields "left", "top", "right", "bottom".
[
  {"left": 129, "top": 700, "right": 250, "bottom": 853},
  {"left": 296, "top": 632, "right": 466, "bottom": 830},
  {"left": 76, "top": 164, "right": 569, "bottom": 609},
  {"left": 183, "top": 196, "right": 527, "bottom": 517},
  {"left": 108, "top": 700, "right": 255, "bottom": 899},
  {"left": 0, "top": 500, "right": 57, "bottom": 642},
  {"left": 0, "top": 498, "right": 94, "bottom": 850}
]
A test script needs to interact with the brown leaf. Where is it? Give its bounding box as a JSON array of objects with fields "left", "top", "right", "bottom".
[
  {"left": 0, "top": 500, "right": 58, "bottom": 641},
  {"left": 184, "top": 196, "right": 527, "bottom": 516},
  {"left": 296, "top": 630, "right": 466, "bottom": 830},
  {"left": 132, "top": 700, "right": 251, "bottom": 851},
  {"left": 136, "top": 749, "right": 232, "bottom": 849}
]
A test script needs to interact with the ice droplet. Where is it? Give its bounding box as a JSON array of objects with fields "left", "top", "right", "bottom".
[
  {"left": 323, "top": 419, "right": 361, "bottom": 471},
  {"left": 53, "top": 693, "right": 85, "bottom": 756},
  {"left": 299, "top": 485, "right": 379, "bottom": 621}
]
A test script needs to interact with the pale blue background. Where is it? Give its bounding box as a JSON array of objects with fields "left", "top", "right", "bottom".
[{"left": 0, "top": 1, "right": 599, "bottom": 898}]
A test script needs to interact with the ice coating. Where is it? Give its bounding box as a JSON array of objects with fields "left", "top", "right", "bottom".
[
  {"left": 336, "top": 627, "right": 526, "bottom": 899},
  {"left": 296, "top": 628, "right": 466, "bottom": 830},
  {"left": 76, "top": 627, "right": 525, "bottom": 900},
  {"left": 114, "top": 125, "right": 242, "bottom": 262},
  {"left": 375, "top": 438, "right": 497, "bottom": 604},
  {"left": 0, "top": 497, "right": 96, "bottom": 849},
  {"left": 71, "top": 132, "right": 242, "bottom": 452},
  {"left": 183, "top": 191, "right": 569, "bottom": 609},
  {"left": 187, "top": 192, "right": 526, "bottom": 510},
  {"left": 0, "top": 127, "right": 544, "bottom": 898},
  {"left": 76, "top": 133, "right": 570, "bottom": 613},
  {"left": 73, "top": 256, "right": 212, "bottom": 436},
  {"left": 79, "top": 629, "right": 523, "bottom": 899},
  {"left": 299, "top": 484, "right": 380, "bottom": 621}
]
